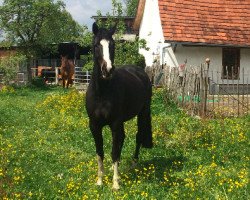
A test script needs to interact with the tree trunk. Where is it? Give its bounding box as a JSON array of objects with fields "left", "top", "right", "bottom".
[
  {"left": 27, "top": 62, "right": 32, "bottom": 82},
  {"left": 26, "top": 56, "right": 33, "bottom": 83}
]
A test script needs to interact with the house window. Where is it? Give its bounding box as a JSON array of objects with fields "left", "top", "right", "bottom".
[{"left": 222, "top": 48, "right": 240, "bottom": 79}]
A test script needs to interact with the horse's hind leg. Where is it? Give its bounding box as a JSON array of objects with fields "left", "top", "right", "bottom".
[
  {"left": 62, "top": 78, "right": 66, "bottom": 88},
  {"left": 66, "top": 80, "right": 68, "bottom": 88},
  {"left": 89, "top": 120, "right": 104, "bottom": 186},
  {"left": 66, "top": 77, "right": 72, "bottom": 88}
]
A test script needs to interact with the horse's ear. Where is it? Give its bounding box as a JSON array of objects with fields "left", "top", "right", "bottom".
[
  {"left": 109, "top": 22, "right": 117, "bottom": 35},
  {"left": 92, "top": 22, "right": 99, "bottom": 35}
]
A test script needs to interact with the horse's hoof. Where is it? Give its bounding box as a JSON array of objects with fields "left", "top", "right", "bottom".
[
  {"left": 96, "top": 179, "right": 103, "bottom": 186},
  {"left": 109, "top": 165, "right": 114, "bottom": 171},
  {"left": 112, "top": 183, "right": 120, "bottom": 191},
  {"left": 112, "top": 178, "right": 120, "bottom": 190}
]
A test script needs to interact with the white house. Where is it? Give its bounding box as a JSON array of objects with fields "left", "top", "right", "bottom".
[{"left": 133, "top": 0, "right": 250, "bottom": 85}]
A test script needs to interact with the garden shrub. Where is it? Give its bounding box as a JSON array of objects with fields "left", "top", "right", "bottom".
[
  {"left": 31, "top": 77, "right": 46, "bottom": 88},
  {"left": 0, "top": 54, "right": 26, "bottom": 85}
]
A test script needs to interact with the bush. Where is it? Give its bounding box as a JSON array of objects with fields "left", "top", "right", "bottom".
[
  {"left": 31, "top": 77, "right": 46, "bottom": 88},
  {"left": 0, "top": 54, "right": 26, "bottom": 85},
  {"left": 114, "top": 38, "right": 148, "bottom": 68},
  {"left": 0, "top": 85, "right": 15, "bottom": 94}
]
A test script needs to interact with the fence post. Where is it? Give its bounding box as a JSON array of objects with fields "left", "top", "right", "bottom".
[
  {"left": 55, "top": 67, "right": 59, "bottom": 85},
  {"left": 247, "top": 76, "right": 249, "bottom": 115},
  {"left": 181, "top": 69, "right": 186, "bottom": 107},
  {"left": 237, "top": 67, "right": 240, "bottom": 116},
  {"left": 242, "top": 68, "right": 245, "bottom": 112},
  {"left": 203, "top": 58, "right": 210, "bottom": 116},
  {"left": 199, "top": 64, "right": 204, "bottom": 116},
  {"left": 86, "top": 71, "right": 89, "bottom": 84}
]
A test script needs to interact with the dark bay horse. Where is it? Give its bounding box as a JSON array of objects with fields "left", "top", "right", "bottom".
[
  {"left": 60, "top": 55, "right": 75, "bottom": 88},
  {"left": 85, "top": 22, "right": 153, "bottom": 190}
]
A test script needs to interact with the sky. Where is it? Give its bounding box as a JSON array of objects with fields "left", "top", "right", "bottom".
[
  {"left": 0, "top": 0, "right": 122, "bottom": 30},
  {"left": 63, "top": 0, "right": 116, "bottom": 29}
]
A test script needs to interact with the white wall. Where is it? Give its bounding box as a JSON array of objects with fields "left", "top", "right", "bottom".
[
  {"left": 241, "top": 48, "right": 250, "bottom": 78},
  {"left": 139, "top": 0, "right": 164, "bottom": 66},
  {"left": 175, "top": 46, "right": 222, "bottom": 70},
  {"left": 139, "top": 0, "right": 179, "bottom": 68},
  {"left": 174, "top": 45, "right": 250, "bottom": 84}
]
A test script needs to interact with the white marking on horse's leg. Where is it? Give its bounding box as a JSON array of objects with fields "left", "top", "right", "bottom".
[
  {"left": 96, "top": 155, "right": 104, "bottom": 186},
  {"left": 112, "top": 161, "right": 120, "bottom": 190},
  {"left": 100, "top": 39, "right": 112, "bottom": 71}
]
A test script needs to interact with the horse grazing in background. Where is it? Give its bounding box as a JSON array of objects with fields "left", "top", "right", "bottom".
[
  {"left": 85, "top": 22, "right": 153, "bottom": 190},
  {"left": 60, "top": 55, "right": 75, "bottom": 88}
]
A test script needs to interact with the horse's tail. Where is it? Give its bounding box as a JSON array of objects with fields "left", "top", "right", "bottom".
[
  {"left": 141, "top": 111, "right": 153, "bottom": 149},
  {"left": 137, "top": 98, "right": 153, "bottom": 149}
]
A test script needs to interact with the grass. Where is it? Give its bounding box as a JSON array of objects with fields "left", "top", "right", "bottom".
[{"left": 0, "top": 86, "right": 249, "bottom": 199}]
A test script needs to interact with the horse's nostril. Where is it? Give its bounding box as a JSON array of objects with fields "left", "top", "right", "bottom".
[
  {"left": 100, "top": 60, "right": 113, "bottom": 79},
  {"left": 101, "top": 66, "right": 107, "bottom": 73}
]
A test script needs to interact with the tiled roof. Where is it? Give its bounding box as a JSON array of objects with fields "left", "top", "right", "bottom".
[{"left": 158, "top": 0, "right": 250, "bottom": 47}]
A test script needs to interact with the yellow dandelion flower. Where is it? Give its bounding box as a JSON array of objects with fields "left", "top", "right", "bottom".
[
  {"left": 14, "top": 193, "right": 21, "bottom": 198},
  {"left": 13, "top": 176, "right": 21, "bottom": 182},
  {"left": 210, "top": 162, "right": 217, "bottom": 168},
  {"left": 0, "top": 169, "right": 4, "bottom": 176},
  {"left": 28, "top": 192, "right": 33, "bottom": 197},
  {"left": 141, "top": 191, "right": 148, "bottom": 197},
  {"left": 82, "top": 194, "right": 88, "bottom": 200}
]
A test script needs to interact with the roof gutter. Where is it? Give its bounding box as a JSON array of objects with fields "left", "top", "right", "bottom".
[
  {"left": 165, "top": 40, "right": 250, "bottom": 49},
  {"left": 160, "top": 43, "right": 179, "bottom": 68}
]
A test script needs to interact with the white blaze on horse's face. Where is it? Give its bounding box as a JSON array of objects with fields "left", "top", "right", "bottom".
[{"left": 100, "top": 39, "right": 112, "bottom": 72}]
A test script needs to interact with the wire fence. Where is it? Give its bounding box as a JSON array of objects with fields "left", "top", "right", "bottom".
[{"left": 163, "top": 64, "right": 250, "bottom": 118}]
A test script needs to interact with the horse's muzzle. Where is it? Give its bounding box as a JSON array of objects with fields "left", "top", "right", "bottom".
[{"left": 101, "top": 62, "right": 113, "bottom": 79}]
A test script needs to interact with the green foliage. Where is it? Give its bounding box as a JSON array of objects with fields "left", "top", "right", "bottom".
[
  {"left": 0, "top": 87, "right": 249, "bottom": 199},
  {"left": 31, "top": 77, "right": 46, "bottom": 88},
  {"left": 82, "top": 0, "right": 148, "bottom": 70},
  {"left": 0, "top": 0, "right": 84, "bottom": 57},
  {"left": 124, "top": 0, "right": 139, "bottom": 16},
  {"left": 0, "top": 85, "right": 15, "bottom": 94},
  {"left": 82, "top": 57, "right": 94, "bottom": 71},
  {"left": 0, "top": 54, "right": 26, "bottom": 84},
  {"left": 115, "top": 37, "right": 147, "bottom": 67},
  {"left": 74, "top": 26, "right": 92, "bottom": 48}
]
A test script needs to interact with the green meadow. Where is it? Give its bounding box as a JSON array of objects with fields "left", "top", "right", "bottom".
[{"left": 0, "top": 86, "right": 249, "bottom": 199}]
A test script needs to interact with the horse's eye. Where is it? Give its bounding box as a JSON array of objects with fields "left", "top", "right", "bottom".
[{"left": 94, "top": 44, "right": 100, "bottom": 50}]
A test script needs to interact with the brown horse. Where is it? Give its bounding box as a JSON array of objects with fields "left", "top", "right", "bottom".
[{"left": 60, "top": 56, "right": 75, "bottom": 88}]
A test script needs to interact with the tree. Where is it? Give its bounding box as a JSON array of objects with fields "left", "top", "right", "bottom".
[
  {"left": 99, "top": 0, "right": 147, "bottom": 67},
  {"left": 79, "top": 0, "right": 147, "bottom": 71},
  {"left": 124, "top": 0, "right": 138, "bottom": 16},
  {"left": 0, "top": 0, "right": 84, "bottom": 81}
]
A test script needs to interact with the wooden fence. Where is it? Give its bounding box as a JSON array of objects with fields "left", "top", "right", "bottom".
[{"left": 162, "top": 64, "right": 250, "bottom": 118}]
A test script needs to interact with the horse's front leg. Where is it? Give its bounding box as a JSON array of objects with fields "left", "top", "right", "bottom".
[
  {"left": 62, "top": 78, "right": 66, "bottom": 88},
  {"left": 66, "top": 77, "right": 71, "bottom": 88},
  {"left": 90, "top": 120, "right": 104, "bottom": 186},
  {"left": 110, "top": 122, "right": 125, "bottom": 190}
]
